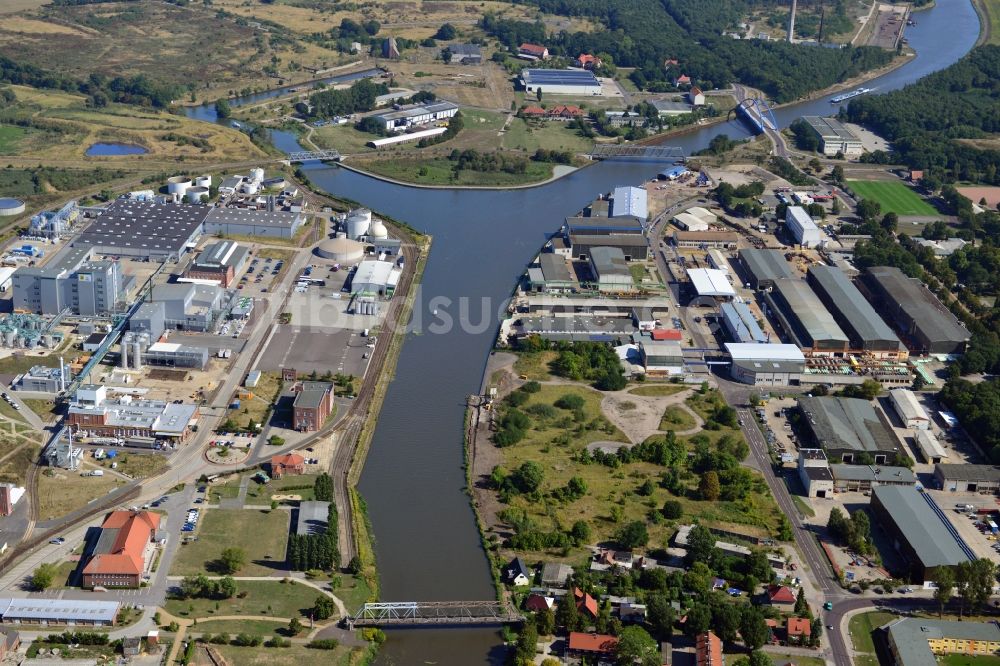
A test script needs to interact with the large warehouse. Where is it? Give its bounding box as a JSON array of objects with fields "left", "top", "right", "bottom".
[
  {"left": 351, "top": 260, "right": 399, "bottom": 297},
  {"left": 870, "top": 485, "right": 972, "bottom": 583},
  {"left": 720, "top": 300, "right": 768, "bottom": 343},
  {"left": 610, "top": 186, "right": 648, "bottom": 220},
  {"left": 565, "top": 215, "right": 645, "bottom": 235},
  {"left": 807, "top": 265, "right": 903, "bottom": 357},
  {"left": 798, "top": 396, "right": 902, "bottom": 464},
  {"left": 861, "top": 266, "right": 970, "bottom": 354},
  {"left": 800, "top": 116, "right": 864, "bottom": 157},
  {"left": 725, "top": 343, "right": 805, "bottom": 386},
  {"left": 588, "top": 247, "right": 634, "bottom": 292},
  {"left": 77, "top": 200, "right": 208, "bottom": 259},
  {"left": 520, "top": 68, "right": 601, "bottom": 95},
  {"left": 933, "top": 464, "right": 1000, "bottom": 494},
  {"left": 739, "top": 249, "right": 795, "bottom": 290},
  {"left": 204, "top": 208, "right": 305, "bottom": 239},
  {"left": 370, "top": 101, "right": 459, "bottom": 132},
  {"left": 785, "top": 207, "right": 821, "bottom": 247},
  {"left": 569, "top": 234, "right": 649, "bottom": 261},
  {"left": 688, "top": 268, "right": 736, "bottom": 300},
  {"left": 763, "top": 278, "right": 849, "bottom": 354}
]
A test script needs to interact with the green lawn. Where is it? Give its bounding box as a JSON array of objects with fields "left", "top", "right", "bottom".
[
  {"left": 356, "top": 157, "right": 554, "bottom": 186},
  {"left": 939, "top": 655, "right": 1000, "bottom": 666},
  {"left": 170, "top": 509, "right": 290, "bottom": 576},
  {"left": 847, "top": 180, "right": 937, "bottom": 216},
  {"left": 849, "top": 611, "right": 895, "bottom": 655},
  {"left": 0, "top": 125, "right": 29, "bottom": 154},
  {"left": 768, "top": 654, "right": 826, "bottom": 666},
  {"left": 214, "top": 644, "right": 360, "bottom": 666},
  {"left": 501, "top": 117, "right": 593, "bottom": 154},
  {"left": 660, "top": 405, "right": 696, "bottom": 431},
  {"left": 188, "top": 618, "right": 287, "bottom": 636},
  {"left": 164, "top": 580, "right": 320, "bottom": 621}
]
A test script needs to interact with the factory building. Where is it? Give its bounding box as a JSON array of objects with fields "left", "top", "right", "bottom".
[
  {"left": 204, "top": 208, "right": 305, "bottom": 239},
  {"left": 883, "top": 618, "right": 1000, "bottom": 666},
  {"left": 829, "top": 464, "right": 915, "bottom": 492},
  {"left": 351, "top": 260, "right": 399, "bottom": 297},
  {"left": 149, "top": 283, "right": 227, "bottom": 332},
  {"left": 889, "top": 388, "right": 931, "bottom": 430},
  {"left": 861, "top": 266, "right": 970, "bottom": 355},
  {"left": 672, "top": 206, "right": 717, "bottom": 232},
  {"left": 67, "top": 385, "right": 199, "bottom": 445},
  {"left": 185, "top": 241, "right": 249, "bottom": 287},
  {"left": 12, "top": 245, "right": 124, "bottom": 316},
  {"left": 800, "top": 116, "right": 864, "bottom": 156},
  {"left": 725, "top": 343, "right": 805, "bottom": 386},
  {"left": 798, "top": 396, "right": 901, "bottom": 464},
  {"left": 129, "top": 301, "right": 166, "bottom": 341},
  {"left": 588, "top": 247, "right": 635, "bottom": 292},
  {"left": 0, "top": 598, "right": 120, "bottom": 626},
  {"left": 569, "top": 234, "right": 650, "bottom": 261},
  {"left": 913, "top": 430, "right": 948, "bottom": 464},
  {"left": 527, "top": 253, "right": 578, "bottom": 293},
  {"left": 14, "top": 365, "right": 67, "bottom": 393},
  {"left": 610, "top": 186, "right": 648, "bottom": 220},
  {"left": 798, "top": 449, "right": 834, "bottom": 498},
  {"left": 785, "top": 206, "right": 821, "bottom": 247},
  {"left": 520, "top": 68, "right": 601, "bottom": 95},
  {"left": 688, "top": 268, "right": 736, "bottom": 301},
  {"left": 670, "top": 230, "right": 739, "bottom": 249},
  {"left": 807, "top": 265, "right": 903, "bottom": 357},
  {"left": 565, "top": 215, "right": 645, "bottom": 236},
  {"left": 639, "top": 340, "right": 684, "bottom": 376},
  {"left": 370, "top": 101, "right": 459, "bottom": 132},
  {"left": 933, "top": 464, "right": 1000, "bottom": 494},
  {"left": 720, "top": 300, "right": 768, "bottom": 343},
  {"left": 77, "top": 200, "right": 207, "bottom": 259},
  {"left": 870, "top": 485, "right": 972, "bottom": 583},
  {"left": 738, "top": 249, "right": 795, "bottom": 290},
  {"left": 142, "top": 342, "right": 209, "bottom": 370},
  {"left": 763, "top": 278, "right": 849, "bottom": 354}
]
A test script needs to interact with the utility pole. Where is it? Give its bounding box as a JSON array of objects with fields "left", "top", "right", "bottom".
[{"left": 788, "top": 0, "right": 797, "bottom": 42}]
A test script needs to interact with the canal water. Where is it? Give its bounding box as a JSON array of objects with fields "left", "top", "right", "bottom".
[{"left": 197, "top": 2, "right": 980, "bottom": 660}]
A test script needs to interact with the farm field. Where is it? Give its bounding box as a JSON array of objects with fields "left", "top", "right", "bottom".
[{"left": 847, "top": 179, "right": 937, "bottom": 216}]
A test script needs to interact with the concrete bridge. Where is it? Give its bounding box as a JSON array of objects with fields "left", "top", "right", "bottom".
[{"left": 347, "top": 601, "right": 524, "bottom": 628}]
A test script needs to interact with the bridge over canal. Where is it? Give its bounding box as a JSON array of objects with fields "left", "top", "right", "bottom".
[{"left": 347, "top": 601, "right": 524, "bottom": 628}]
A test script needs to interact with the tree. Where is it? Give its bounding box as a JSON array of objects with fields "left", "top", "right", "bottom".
[
  {"left": 570, "top": 520, "right": 591, "bottom": 545},
  {"left": 288, "top": 617, "right": 303, "bottom": 636},
  {"left": 646, "top": 594, "right": 675, "bottom": 640},
  {"left": 966, "top": 558, "right": 997, "bottom": 613},
  {"left": 685, "top": 525, "right": 716, "bottom": 567},
  {"left": 684, "top": 603, "right": 711, "bottom": 636},
  {"left": 219, "top": 547, "right": 246, "bottom": 574},
  {"left": 810, "top": 620, "right": 823, "bottom": 645},
  {"left": 794, "top": 587, "right": 809, "bottom": 616},
  {"left": 748, "top": 651, "right": 772, "bottom": 666},
  {"left": 214, "top": 99, "right": 232, "bottom": 119},
  {"left": 661, "top": 500, "right": 683, "bottom": 519},
  {"left": 831, "top": 165, "right": 845, "bottom": 183},
  {"left": 881, "top": 212, "right": 899, "bottom": 232},
  {"left": 713, "top": 603, "right": 742, "bottom": 643},
  {"left": 555, "top": 590, "right": 580, "bottom": 631},
  {"left": 616, "top": 521, "right": 649, "bottom": 549},
  {"left": 516, "top": 622, "right": 538, "bottom": 662},
  {"left": 616, "top": 625, "right": 659, "bottom": 666},
  {"left": 740, "top": 607, "right": 770, "bottom": 651},
  {"left": 313, "top": 595, "right": 336, "bottom": 620},
  {"left": 511, "top": 461, "right": 544, "bottom": 494},
  {"left": 217, "top": 576, "right": 237, "bottom": 599},
  {"left": 536, "top": 608, "right": 555, "bottom": 636},
  {"left": 435, "top": 23, "right": 457, "bottom": 40},
  {"left": 933, "top": 568, "right": 955, "bottom": 616},
  {"left": 31, "top": 563, "right": 57, "bottom": 591},
  {"left": 856, "top": 198, "right": 881, "bottom": 222},
  {"left": 698, "top": 471, "right": 721, "bottom": 500}
]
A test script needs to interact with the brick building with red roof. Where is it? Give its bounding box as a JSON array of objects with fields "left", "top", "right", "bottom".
[
  {"left": 566, "top": 632, "right": 618, "bottom": 658},
  {"left": 82, "top": 511, "right": 161, "bottom": 588},
  {"left": 271, "top": 453, "right": 305, "bottom": 478}
]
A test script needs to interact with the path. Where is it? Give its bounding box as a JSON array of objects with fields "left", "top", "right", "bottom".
[{"left": 600, "top": 387, "right": 702, "bottom": 444}]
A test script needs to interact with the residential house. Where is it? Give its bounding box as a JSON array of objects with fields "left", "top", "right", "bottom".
[
  {"left": 765, "top": 584, "right": 797, "bottom": 609},
  {"left": 696, "top": 631, "right": 724, "bottom": 666},
  {"left": 566, "top": 632, "right": 618, "bottom": 659},
  {"left": 574, "top": 587, "right": 600, "bottom": 619},
  {"left": 575, "top": 53, "right": 602, "bottom": 69},
  {"left": 520, "top": 105, "right": 546, "bottom": 118},
  {"left": 524, "top": 594, "right": 554, "bottom": 612},
  {"left": 618, "top": 602, "right": 647, "bottom": 624},
  {"left": 449, "top": 43, "right": 482, "bottom": 65},
  {"left": 674, "top": 74, "right": 692, "bottom": 86},
  {"left": 688, "top": 86, "right": 705, "bottom": 105},
  {"left": 82, "top": 510, "right": 161, "bottom": 588},
  {"left": 503, "top": 557, "right": 531, "bottom": 586},
  {"left": 786, "top": 617, "right": 811, "bottom": 644},
  {"left": 541, "top": 562, "right": 573, "bottom": 586},
  {"left": 270, "top": 453, "right": 305, "bottom": 478},
  {"left": 518, "top": 43, "right": 549, "bottom": 60},
  {"left": 548, "top": 105, "right": 584, "bottom": 119}
]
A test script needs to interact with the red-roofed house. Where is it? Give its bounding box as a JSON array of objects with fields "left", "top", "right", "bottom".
[
  {"left": 909, "top": 170, "right": 924, "bottom": 182},
  {"left": 575, "top": 54, "right": 602, "bottom": 69},
  {"left": 519, "top": 43, "right": 549, "bottom": 60},
  {"left": 521, "top": 105, "right": 546, "bottom": 118},
  {"left": 548, "top": 105, "right": 584, "bottom": 119},
  {"left": 566, "top": 632, "right": 618, "bottom": 658},
  {"left": 765, "top": 584, "right": 797, "bottom": 608},
  {"left": 674, "top": 74, "right": 691, "bottom": 86},
  {"left": 524, "top": 594, "right": 554, "bottom": 612},
  {"left": 650, "top": 328, "right": 683, "bottom": 341},
  {"left": 688, "top": 86, "right": 705, "bottom": 106},
  {"left": 665, "top": 58, "right": 680, "bottom": 67},
  {"left": 271, "top": 453, "right": 305, "bottom": 478},
  {"left": 574, "top": 587, "right": 600, "bottom": 619},
  {"left": 765, "top": 618, "right": 781, "bottom": 644},
  {"left": 786, "top": 617, "right": 811, "bottom": 643},
  {"left": 696, "top": 631, "right": 724, "bottom": 666},
  {"left": 82, "top": 511, "right": 161, "bottom": 588}
]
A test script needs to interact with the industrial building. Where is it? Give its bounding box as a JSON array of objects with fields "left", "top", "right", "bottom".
[
  {"left": 149, "top": 283, "right": 227, "bottom": 332},
  {"left": 671, "top": 230, "right": 739, "bottom": 249},
  {"left": 292, "top": 381, "right": 334, "bottom": 432},
  {"left": 0, "top": 598, "right": 120, "bottom": 626},
  {"left": 639, "top": 340, "right": 684, "bottom": 376},
  {"left": 651, "top": 99, "right": 694, "bottom": 115},
  {"left": 800, "top": 116, "right": 864, "bottom": 156},
  {"left": 370, "top": 101, "right": 459, "bottom": 132},
  {"left": 798, "top": 449, "right": 834, "bottom": 498},
  {"left": 14, "top": 365, "right": 67, "bottom": 393},
  {"left": 141, "top": 341, "right": 210, "bottom": 370},
  {"left": 933, "top": 464, "right": 1000, "bottom": 494},
  {"left": 883, "top": 617, "right": 1000, "bottom": 666},
  {"left": 807, "top": 265, "right": 903, "bottom": 357},
  {"left": 43, "top": 427, "right": 83, "bottom": 470},
  {"left": 565, "top": 215, "right": 645, "bottom": 236},
  {"left": 913, "top": 430, "right": 948, "bottom": 464},
  {"left": 449, "top": 43, "right": 482, "bottom": 64},
  {"left": 764, "top": 278, "right": 849, "bottom": 354},
  {"left": 610, "top": 186, "right": 648, "bottom": 220},
  {"left": 204, "top": 207, "right": 305, "bottom": 239},
  {"left": 316, "top": 237, "right": 365, "bottom": 263},
  {"left": 672, "top": 207, "right": 717, "bottom": 232},
  {"left": 785, "top": 206, "right": 821, "bottom": 247},
  {"left": 870, "top": 485, "right": 972, "bottom": 583},
  {"left": 798, "top": 396, "right": 901, "bottom": 464},
  {"left": 527, "top": 253, "right": 578, "bottom": 293},
  {"left": 720, "top": 300, "right": 768, "bottom": 343},
  {"left": 296, "top": 501, "right": 331, "bottom": 536},
  {"left": 569, "top": 234, "right": 649, "bottom": 261},
  {"left": 0, "top": 484, "right": 25, "bottom": 517},
  {"left": 688, "top": 268, "right": 736, "bottom": 300},
  {"left": 725, "top": 342, "right": 805, "bottom": 386},
  {"left": 520, "top": 68, "right": 601, "bottom": 95},
  {"left": 738, "top": 249, "right": 796, "bottom": 290},
  {"left": 67, "top": 385, "right": 199, "bottom": 445},
  {"left": 185, "top": 241, "right": 249, "bottom": 287},
  {"left": 588, "top": 247, "right": 634, "bottom": 292},
  {"left": 861, "top": 266, "right": 970, "bottom": 354},
  {"left": 12, "top": 245, "right": 124, "bottom": 316},
  {"left": 889, "top": 388, "right": 931, "bottom": 429},
  {"left": 82, "top": 510, "right": 161, "bottom": 588},
  {"left": 351, "top": 260, "right": 399, "bottom": 297},
  {"left": 829, "top": 464, "right": 915, "bottom": 492},
  {"left": 77, "top": 200, "right": 207, "bottom": 259}
]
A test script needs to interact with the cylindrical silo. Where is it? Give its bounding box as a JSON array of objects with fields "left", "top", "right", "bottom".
[
  {"left": 195, "top": 175, "right": 212, "bottom": 188},
  {"left": 346, "top": 209, "right": 371, "bottom": 240},
  {"left": 167, "top": 176, "right": 192, "bottom": 196},
  {"left": 250, "top": 168, "right": 264, "bottom": 184},
  {"left": 4, "top": 329, "right": 15, "bottom": 347},
  {"left": 120, "top": 339, "right": 129, "bottom": 370},
  {"left": 185, "top": 186, "right": 210, "bottom": 204},
  {"left": 132, "top": 338, "right": 143, "bottom": 370}
]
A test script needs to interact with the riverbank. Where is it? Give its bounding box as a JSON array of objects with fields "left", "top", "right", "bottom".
[
  {"left": 336, "top": 160, "right": 584, "bottom": 191},
  {"left": 972, "top": 0, "right": 999, "bottom": 44}
]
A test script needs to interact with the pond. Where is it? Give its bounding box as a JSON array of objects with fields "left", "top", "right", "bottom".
[{"left": 85, "top": 142, "right": 148, "bottom": 156}]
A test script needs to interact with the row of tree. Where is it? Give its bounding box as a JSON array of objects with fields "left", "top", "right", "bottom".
[{"left": 287, "top": 474, "right": 340, "bottom": 571}]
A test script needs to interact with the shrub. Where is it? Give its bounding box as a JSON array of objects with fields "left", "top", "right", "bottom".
[
  {"left": 555, "top": 394, "right": 585, "bottom": 410},
  {"left": 522, "top": 380, "right": 542, "bottom": 393},
  {"left": 307, "top": 638, "right": 341, "bottom": 650}
]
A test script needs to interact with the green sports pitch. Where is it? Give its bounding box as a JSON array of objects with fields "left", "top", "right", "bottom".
[{"left": 846, "top": 180, "right": 937, "bottom": 216}]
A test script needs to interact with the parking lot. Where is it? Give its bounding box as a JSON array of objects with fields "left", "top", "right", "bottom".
[
  {"left": 927, "top": 489, "right": 1000, "bottom": 561},
  {"left": 258, "top": 326, "right": 372, "bottom": 378}
]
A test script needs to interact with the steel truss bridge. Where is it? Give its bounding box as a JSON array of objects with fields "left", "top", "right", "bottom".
[
  {"left": 286, "top": 149, "right": 342, "bottom": 162},
  {"left": 348, "top": 601, "right": 524, "bottom": 627},
  {"left": 588, "top": 144, "right": 685, "bottom": 160}
]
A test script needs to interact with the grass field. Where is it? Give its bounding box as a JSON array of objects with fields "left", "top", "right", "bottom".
[
  {"left": 512, "top": 352, "right": 558, "bottom": 381},
  {"left": 36, "top": 468, "right": 126, "bottom": 521},
  {"left": 0, "top": 125, "right": 29, "bottom": 154},
  {"left": 849, "top": 611, "right": 895, "bottom": 655},
  {"left": 501, "top": 118, "right": 594, "bottom": 154},
  {"left": 847, "top": 180, "right": 937, "bottom": 216},
  {"left": 98, "top": 453, "right": 169, "bottom": 480},
  {"left": 940, "top": 655, "right": 1000, "bottom": 666},
  {"left": 214, "top": 644, "right": 361, "bottom": 666},
  {"left": 170, "top": 509, "right": 290, "bottom": 576},
  {"left": 355, "top": 157, "right": 553, "bottom": 186},
  {"left": 660, "top": 405, "right": 696, "bottom": 431},
  {"left": 164, "top": 579, "right": 318, "bottom": 621},
  {"left": 978, "top": 0, "right": 1000, "bottom": 45}
]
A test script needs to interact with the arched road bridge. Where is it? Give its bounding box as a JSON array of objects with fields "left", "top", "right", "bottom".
[{"left": 347, "top": 601, "right": 524, "bottom": 628}]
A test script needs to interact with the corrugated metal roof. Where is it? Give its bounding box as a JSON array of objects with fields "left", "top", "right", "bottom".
[
  {"left": 766, "top": 278, "right": 848, "bottom": 347},
  {"left": 865, "top": 266, "right": 970, "bottom": 345},
  {"left": 611, "top": 186, "right": 648, "bottom": 219},
  {"left": 720, "top": 301, "right": 767, "bottom": 343},
  {"left": 799, "top": 396, "right": 899, "bottom": 454},
  {"left": 873, "top": 485, "right": 971, "bottom": 568},
  {"left": 738, "top": 249, "right": 795, "bottom": 286},
  {"left": 808, "top": 265, "right": 899, "bottom": 347},
  {"left": 688, "top": 268, "right": 735, "bottom": 297},
  {"left": 520, "top": 69, "right": 599, "bottom": 86}
]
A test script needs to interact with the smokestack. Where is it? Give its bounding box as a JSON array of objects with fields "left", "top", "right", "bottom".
[
  {"left": 788, "top": 0, "right": 797, "bottom": 42},
  {"left": 59, "top": 356, "right": 65, "bottom": 392}
]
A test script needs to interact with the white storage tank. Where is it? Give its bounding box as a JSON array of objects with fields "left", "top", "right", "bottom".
[
  {"left": 0, "top": 198, "right": 25, "bottom": 217},
  {"left": 250, "top": 168, "right": 265, "bottom": 184},
  {"left": 370, "top": 218, "right": 388, "bottom": 239},
  {"left": 195, "top": 175, "right": 212, "bottom": 188},
  {"left": 346, "top": 209, "right": 372, "bottom": 240},
  {"left": 316, "top": 237, "right": 365, "bottom": 263},
  {"left": 167, "top": 176, "right": 192, "bottom": 196},
  {"left": 185, "top": 186, "right": 210, "bottom": 203}
]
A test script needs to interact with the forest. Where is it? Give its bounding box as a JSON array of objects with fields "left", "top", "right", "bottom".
[
  {"left": 844, "top": 45, "right": 1000, "bottom": 185},
  {"left": 484, "top": 0, "right": 893, "bottom": 102}
]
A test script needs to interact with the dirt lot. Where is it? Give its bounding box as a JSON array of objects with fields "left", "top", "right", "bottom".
[
  {"left": 600, "top": 386, "right": 701, "bottom": 444},
  {"left": 36, "top": 468, "right": 127, "bottom": 521}
]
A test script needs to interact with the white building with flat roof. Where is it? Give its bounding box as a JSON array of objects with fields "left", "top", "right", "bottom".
[
  {"left": 688, "top": 268, "right": 736, "bottom": 299},
  {"left": 725, "top": 343, "right": 806, "bottom": 386},
  {"left": 785, "top": 206, "right": 821, "bottom": 247}
]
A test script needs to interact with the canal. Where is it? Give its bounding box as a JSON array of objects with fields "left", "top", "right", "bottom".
[{"left": 196, "top": 1, "right": 980, "bottom": 660}]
